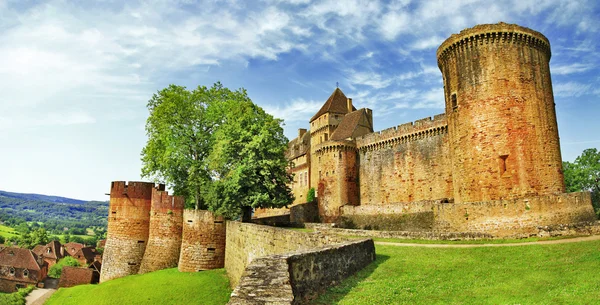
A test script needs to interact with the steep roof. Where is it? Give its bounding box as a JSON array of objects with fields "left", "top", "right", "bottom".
[
  {"left": 64, "top": 242, "right": 84, "bottom": 256},
  {"left": 331, "top": 109, "right": 373, "bottom": 140},
  {"left": 73, "top": 247, "right": 96, "bottom": 263},
  {"left": 310, "top": 88, "right": 356, "bottom": 122},
  {"left": 0, "top": 247, "right": 41, "bottom": 271},
  {"left": 286, "top": 130, "right": 311, "bottom": 160},
  {"left": 33, "top": 240, "right": 63, "bottom": 260}
]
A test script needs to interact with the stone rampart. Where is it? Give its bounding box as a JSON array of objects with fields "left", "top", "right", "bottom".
[
  {"left": 339, "top": 201, "right": 437, "bottom": 231},
  {"left": 139, "top": 188, "right": 184, "bottom": 274},
  {"left": 224, "top": 221, "right": 345, "bottom": 288},
  {"left": 178, "top": 210, "right": 226, "bottom": 272},
  {"left": 434, "top": 192, "right": 597, "bottom": 238},
  {"left": 228, "top": 239, "right": 375, "bottom": 305},
  {"left": 355, "top": 114, "right": 447, "bottom": 149}
]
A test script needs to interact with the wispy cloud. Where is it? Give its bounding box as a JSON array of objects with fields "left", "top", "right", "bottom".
[
  {"left": 554, "top": 82, "right": 593, "bottom": 97},
  {"left": 263, "top": 98, "right": 324, "bottom": 123},
  {"left": 552, "top": 63, "right": 594, "bottom": 75}
]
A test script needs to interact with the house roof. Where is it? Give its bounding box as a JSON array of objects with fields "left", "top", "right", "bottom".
[
  {"left": 88, "top": 261, "right": 102, "bottom": 273},
  {"left": 310, "top": 88, "right": 356, "bottom": 122},
  {"left": 64, "top": 242, "right": 84, "bottom": 256},
  {"left": 0, "top": 247, "right": 41, "bottom": 271},
  {"left": 286, "top": 130, "right": 311, "bottom": 160},
  {"left": 73, "top": 247, "right": 96, "bottom": 263},
  {"left": 330, "top": 109, "right": 372, "bottom": 141},
  {"left": 32, "top": 240, "right": 63, "bottom": 260}
]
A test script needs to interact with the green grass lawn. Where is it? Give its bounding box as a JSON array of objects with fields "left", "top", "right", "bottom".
[
  {"left": 0, "top": 224, "right": 19, "bottom": 239},
  {"left": 45, "top": 268, "right": 231, "bottom": 305},
  {"left": 312, "top": 240, "right": 600, "bottom": 304},
  {"left": 365, "top": 235, "right": 583, "bottom": 244}
]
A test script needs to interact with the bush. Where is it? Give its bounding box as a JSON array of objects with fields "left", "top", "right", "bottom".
[
  {"left": 49, "top": 256, "right": 80, "bottom": 278},
  {"left": 0, "top": 286, "right": 35, "bottom": 305},
  {"left": 307, "top": 188, "right": 316, "bottom": 203}
]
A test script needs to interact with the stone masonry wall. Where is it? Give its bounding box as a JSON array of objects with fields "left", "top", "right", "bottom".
[
  {"left": 59, "top": 266, "right": 95, "bottom": 288},
  {"left": 356, "top": 115, "right": 453, "bottom": 206},
  {"left": 139, "top": 188, "right": 184, "bottom": 274},
  {"left": 339, "top": 201, "right": 437, "bottom": 231},
  {"left": 228, "top": 239, "right": 375, "bottom": 305},
  {"left": 178, "top": 210, "right": 226, "bottom": 272},
  {"left": 434, "top": 192, "right": 596, "bottom": 237},
  {"left": 100, "top": 181, "right": 154, "bottom": 283},
  {"left": 225, "top": 221, "right": 345, "bottom": 288}
]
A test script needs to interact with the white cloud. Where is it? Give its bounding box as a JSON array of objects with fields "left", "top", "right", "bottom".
[
  {"left": 552, "top": 63, "right": 594, "bottom": 75},
  {"left": 0, "top": 111, "right": 96, "bottom": 131},
  {"left": 346, "top": 70, "right": 393, "bottom": 89},
  {"left": 554, "top": 82, "right": 592, "bottom": 97},
  {"left": 410, "top": 36, "right": 444, "bottom": 50},
  {"left": 263, "top": 98, "right": 324, "bottom": 123}
]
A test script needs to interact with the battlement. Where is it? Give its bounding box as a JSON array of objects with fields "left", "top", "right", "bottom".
[
  {"left": 110, "top": 181, "right": 157, "bottom": 200},
  {"left": 356, "top": 114, "right": 447, "bottom": 151},
  {"left": 313, "top": 140, "right": 357, "bottom": 155},
  {"left": 437, "top": 22, "right": 551, "bottom": 65},
  {"left": 151, "top": 188, "right": 185, "bottom": 213}
]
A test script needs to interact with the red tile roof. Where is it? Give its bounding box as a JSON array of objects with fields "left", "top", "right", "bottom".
[
  {"left": 310, "top": 88, "right": 356, "bottom": 122},
  {"left": 331, "top": 109, "right": 371, "bottom": 140},
  {"left": 33, "top": 240, "right": 64, "bottom": 261},
  {"left": 0, "top": 247, "right": 41, "bottom": 271}
]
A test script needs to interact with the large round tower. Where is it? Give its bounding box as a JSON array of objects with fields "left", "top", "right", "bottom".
[
  {"left": 100, "top": 181, "right": 154, "bottom": 282},
  {"left": 437, "top": 23, "right": 565, "bottom": 203}
]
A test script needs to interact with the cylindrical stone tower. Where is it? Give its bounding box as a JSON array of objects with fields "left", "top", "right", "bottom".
[
  {"left": 100, "top": 181, "right": 154, "bottom": 282},
  {"left": 138, "top": 188, "right": 184, "bottom": 274},
  {"left": 178, "top": 210, "right": 226, "bottom": 272},
  {"left": 437, "top": 22, "right": 565, "bottom": 203}
]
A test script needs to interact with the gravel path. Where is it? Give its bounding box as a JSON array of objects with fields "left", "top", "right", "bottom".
[
  {"left": 374, "top": 234, "right": 600, "bottom": 248},
  {"left": 26, "top": 288, "right": 56, "bottom": 305}
]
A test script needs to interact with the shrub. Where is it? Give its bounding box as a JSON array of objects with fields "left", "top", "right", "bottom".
[
  {"left": 49, "top": 256, "right": 80, "bottom": 278},
  {"left": 307, "top": 188, "right": 316, "bottom": 203},
  {"left": 0, "top": 286, "right": 35, "bottom": 305}
]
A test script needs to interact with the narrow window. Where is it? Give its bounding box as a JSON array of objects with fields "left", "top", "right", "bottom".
[
  {"left": 187, "top": 220, "right": 193, "bottom": 223},
  {"left": 207, "top": 248, "right": 216, "bottom": 253},
  {"left": 137, "top": 240, "right": 145, "bottom": 244},
  {"left": 451, "top": 93, "right": 457, "bottom": 110},
  {"left": 499, "top": 155, "right": 509, "bottom": 175},
  {"left": 304, "top": 171, "right": 308, "bottom": 186},
  {"left": 324, "top": 133, "right": 328, "bottom": 141},
  {"left": 128, "top": 262, "right": 137, "bottom": 266},
  {"left": 214, "top": 220, "right": 223, "bottom": 224}
]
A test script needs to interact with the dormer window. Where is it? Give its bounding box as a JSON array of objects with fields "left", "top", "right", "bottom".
[
  {"left": 23, "top": 269, "right": 29, "bottom": 277},
  {"left": 9, "top": 267, "right": 15, "bottom": 276},
  {"left": 47, "top": 248, "right": 52, "bottom": 254}
]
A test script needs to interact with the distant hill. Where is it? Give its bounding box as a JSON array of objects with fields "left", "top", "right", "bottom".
[
  {"left": 0, "top": 190, "right": 109, "bottom": 234},
  {"left": 0, "top": 190, "right": 88, "bottom": 205}
]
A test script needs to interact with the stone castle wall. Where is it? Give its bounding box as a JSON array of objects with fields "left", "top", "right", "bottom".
[
  {"left": 434, "top": 192, "right": 596, "bottom": 237},
  {"left": 356, "top": 115, "right": 453, "bottom": 206},
  {"left": 139, "top": 188, "right": 184, "bottom": 274},
  {"left": 438, "top": 23, "right": 564, "bottom": 203},
  {"left": 100, "top": 181, "right": 154, "bottom": 282},
  {"left": 178, "top": 210, "right": 226, "bottom": 272},
  {"left": 339, "top": 200, "right": 437, "bottom": 231},
  {"left": 224, "top": 221, "right": 345, "bottom": 288}
]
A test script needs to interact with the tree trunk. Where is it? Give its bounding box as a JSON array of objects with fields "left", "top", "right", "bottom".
[{"left": 241, "top": 206, "right": 253, "bottom": 222}]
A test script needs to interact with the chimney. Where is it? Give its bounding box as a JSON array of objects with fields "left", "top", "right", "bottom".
[
  {"left": 298, "top": 128, "right": 307, "bottom": 138},
  {"left": 347, "top": 98, "right": 353, "bottom": 113}
]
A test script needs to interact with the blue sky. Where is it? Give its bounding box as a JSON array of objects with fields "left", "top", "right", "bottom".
[{"left": 0, "top": 0, "right": 598, "bottom": 200}]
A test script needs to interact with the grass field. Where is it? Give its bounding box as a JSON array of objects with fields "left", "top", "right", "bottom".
[
  {"left": 0, "top": 224, "right": 19, "bottom": 239},
  {"left": 312, "top": 240, "right": 600, "bottom": 304},
  {"left": 45, "top": 268, "right": 231, "bottom": 305},
  {"left": 365, "top": 235, "right": 582, "bottom": 244}
]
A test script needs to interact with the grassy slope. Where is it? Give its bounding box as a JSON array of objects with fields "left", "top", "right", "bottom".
[
  {"left": 45, "top": 268, "right": 231, "bottom": 305},
  {"left": 313, "top": 240, "right": 600, "bottom": 305},
  {"left": 0, "top": 224, "right": 19, "bottom": 239}
]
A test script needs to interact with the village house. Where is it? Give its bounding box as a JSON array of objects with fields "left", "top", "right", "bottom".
[
  {"left": 0, "top": 247, "right": 47, "bottom": 292},
  {"left": 32, "top": 240, "right": 64, "bottom": 267}
]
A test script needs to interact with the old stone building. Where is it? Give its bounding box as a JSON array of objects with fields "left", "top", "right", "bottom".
[
  {"left": 32, "top": 240, "right": 64, "bottom": 267},
  {"left": 0, "top": 247, "right": 47, "bottom": 292},
  {"left": 256, "top": 22, "right": 596, "bottom": 237}
]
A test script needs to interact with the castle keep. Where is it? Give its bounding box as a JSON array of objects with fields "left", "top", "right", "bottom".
[{"left": 257, "top": 23, "right": 596, "bottom": 236}]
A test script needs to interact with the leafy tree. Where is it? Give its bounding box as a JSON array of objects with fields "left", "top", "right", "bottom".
[
  {"left": 48, "top": 256, "right": 80, "bottom": 278},
  {"left": 141, "top": 82, "right": 293, "bottom": 219},
  {"left": 17, "top": 228, "right": 49, "bottom": 249},
  {"left": 563, "top": 148, "right": 600, "bottom": 215}
]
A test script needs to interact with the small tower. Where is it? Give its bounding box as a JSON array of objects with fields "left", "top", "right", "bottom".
[
  {"left": 178, "top": 210, "right": 226, "bottom": 272},
  {"left": 138, "top": 188, "right": 184, "bottom": 274},
  {"left": 100, "top": 181, "right": 154, "bottom": 282},
  {"left": 437, "top": 23, "right": 564, "bottom": 203}
]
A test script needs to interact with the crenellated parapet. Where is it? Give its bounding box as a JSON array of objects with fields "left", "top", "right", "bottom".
[
  {"left": 356, "top": 114, "right": 447, "bottom": 152},
  {"left": 436, "top": 22, "right": 551, "bottom": 67},
  {"left": 313, "top": 140, "right": 357, "bottom": 155}
]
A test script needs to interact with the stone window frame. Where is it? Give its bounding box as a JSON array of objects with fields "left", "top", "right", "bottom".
[
  {"left": 23, "top": 269, "right": 29, "bottom": 278},
  {"left": 9, "top": 267, "right": 15, "bottom": 276}
]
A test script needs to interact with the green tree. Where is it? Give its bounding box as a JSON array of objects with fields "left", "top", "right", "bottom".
[
  {"left": 17, "top": 228, "right": 49, "bottom": 249},
  {"left": 563, "top": 148, "right": 600, "bottom": 215},
  {"left": 141, "top": 82, "right": 293, "bottom": 219},
  {"left": 48, "top": 256, "right": 80, "bottom": 278}
]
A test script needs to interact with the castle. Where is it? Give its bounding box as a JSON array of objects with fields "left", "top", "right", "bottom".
[{"left": 256, "top": 22, "right": 596, "bottom": 237}]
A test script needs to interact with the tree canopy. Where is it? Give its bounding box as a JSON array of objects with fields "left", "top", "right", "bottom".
[
  {"left": 141, "top": 82, "right": 293, "bottom": 219},
  {"left": 563, "top": 148, "right": 600, "bottom": 216}
]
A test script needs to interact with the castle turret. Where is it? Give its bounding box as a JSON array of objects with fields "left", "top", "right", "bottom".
[
  {"left": 178, "top": 210, "right": 226, "bottom": 272},
  {"left": 138, "top": 188, "right": 184, "bottom": 274},
  {"left": 437, "top": 23, "right": 565, "bottom": 203},
  {"left": 100, "top": 181, "right": 154, "bottom": 282}
]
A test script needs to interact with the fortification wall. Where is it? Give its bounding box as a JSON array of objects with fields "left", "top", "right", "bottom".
[
  {"left": 434, "top": 192, "right": 596, "bottom": 237},
  {"left": 139, "top": 188, "right": 184, "bottom": 274},
  {"left": 356, "top": 115, "right": 453, "bottom": 206},
  {"left": 314, "top": 140, "right": 359, "bottom": 222},
  {"left": 100, "top": 181, "right": 154, "bottom": 283},
  {"left": 438, "top": 23, "right": 564, "bottom": 203},
  {"left": 339, "top": 201, "right": 437, "bottom": 231},
  {"left": 229, "top": 239, "right": 375, "bottom": 304},
  {"left": 224, "top": 221, "right": 345, "bottom": 288},
  {"left": 59, "top": 267, "right": 96, "bottom": 288},
  {"left": 178, "top": 210, "right": 226, "bottom": 272}
]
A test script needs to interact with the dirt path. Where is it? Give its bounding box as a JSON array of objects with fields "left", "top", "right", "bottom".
[
  {"left": 374, "top": 234, "right": 600, "bottom": 248},
  {"left": 26, "top": 288, "right": 56, "bottom": 305}
]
